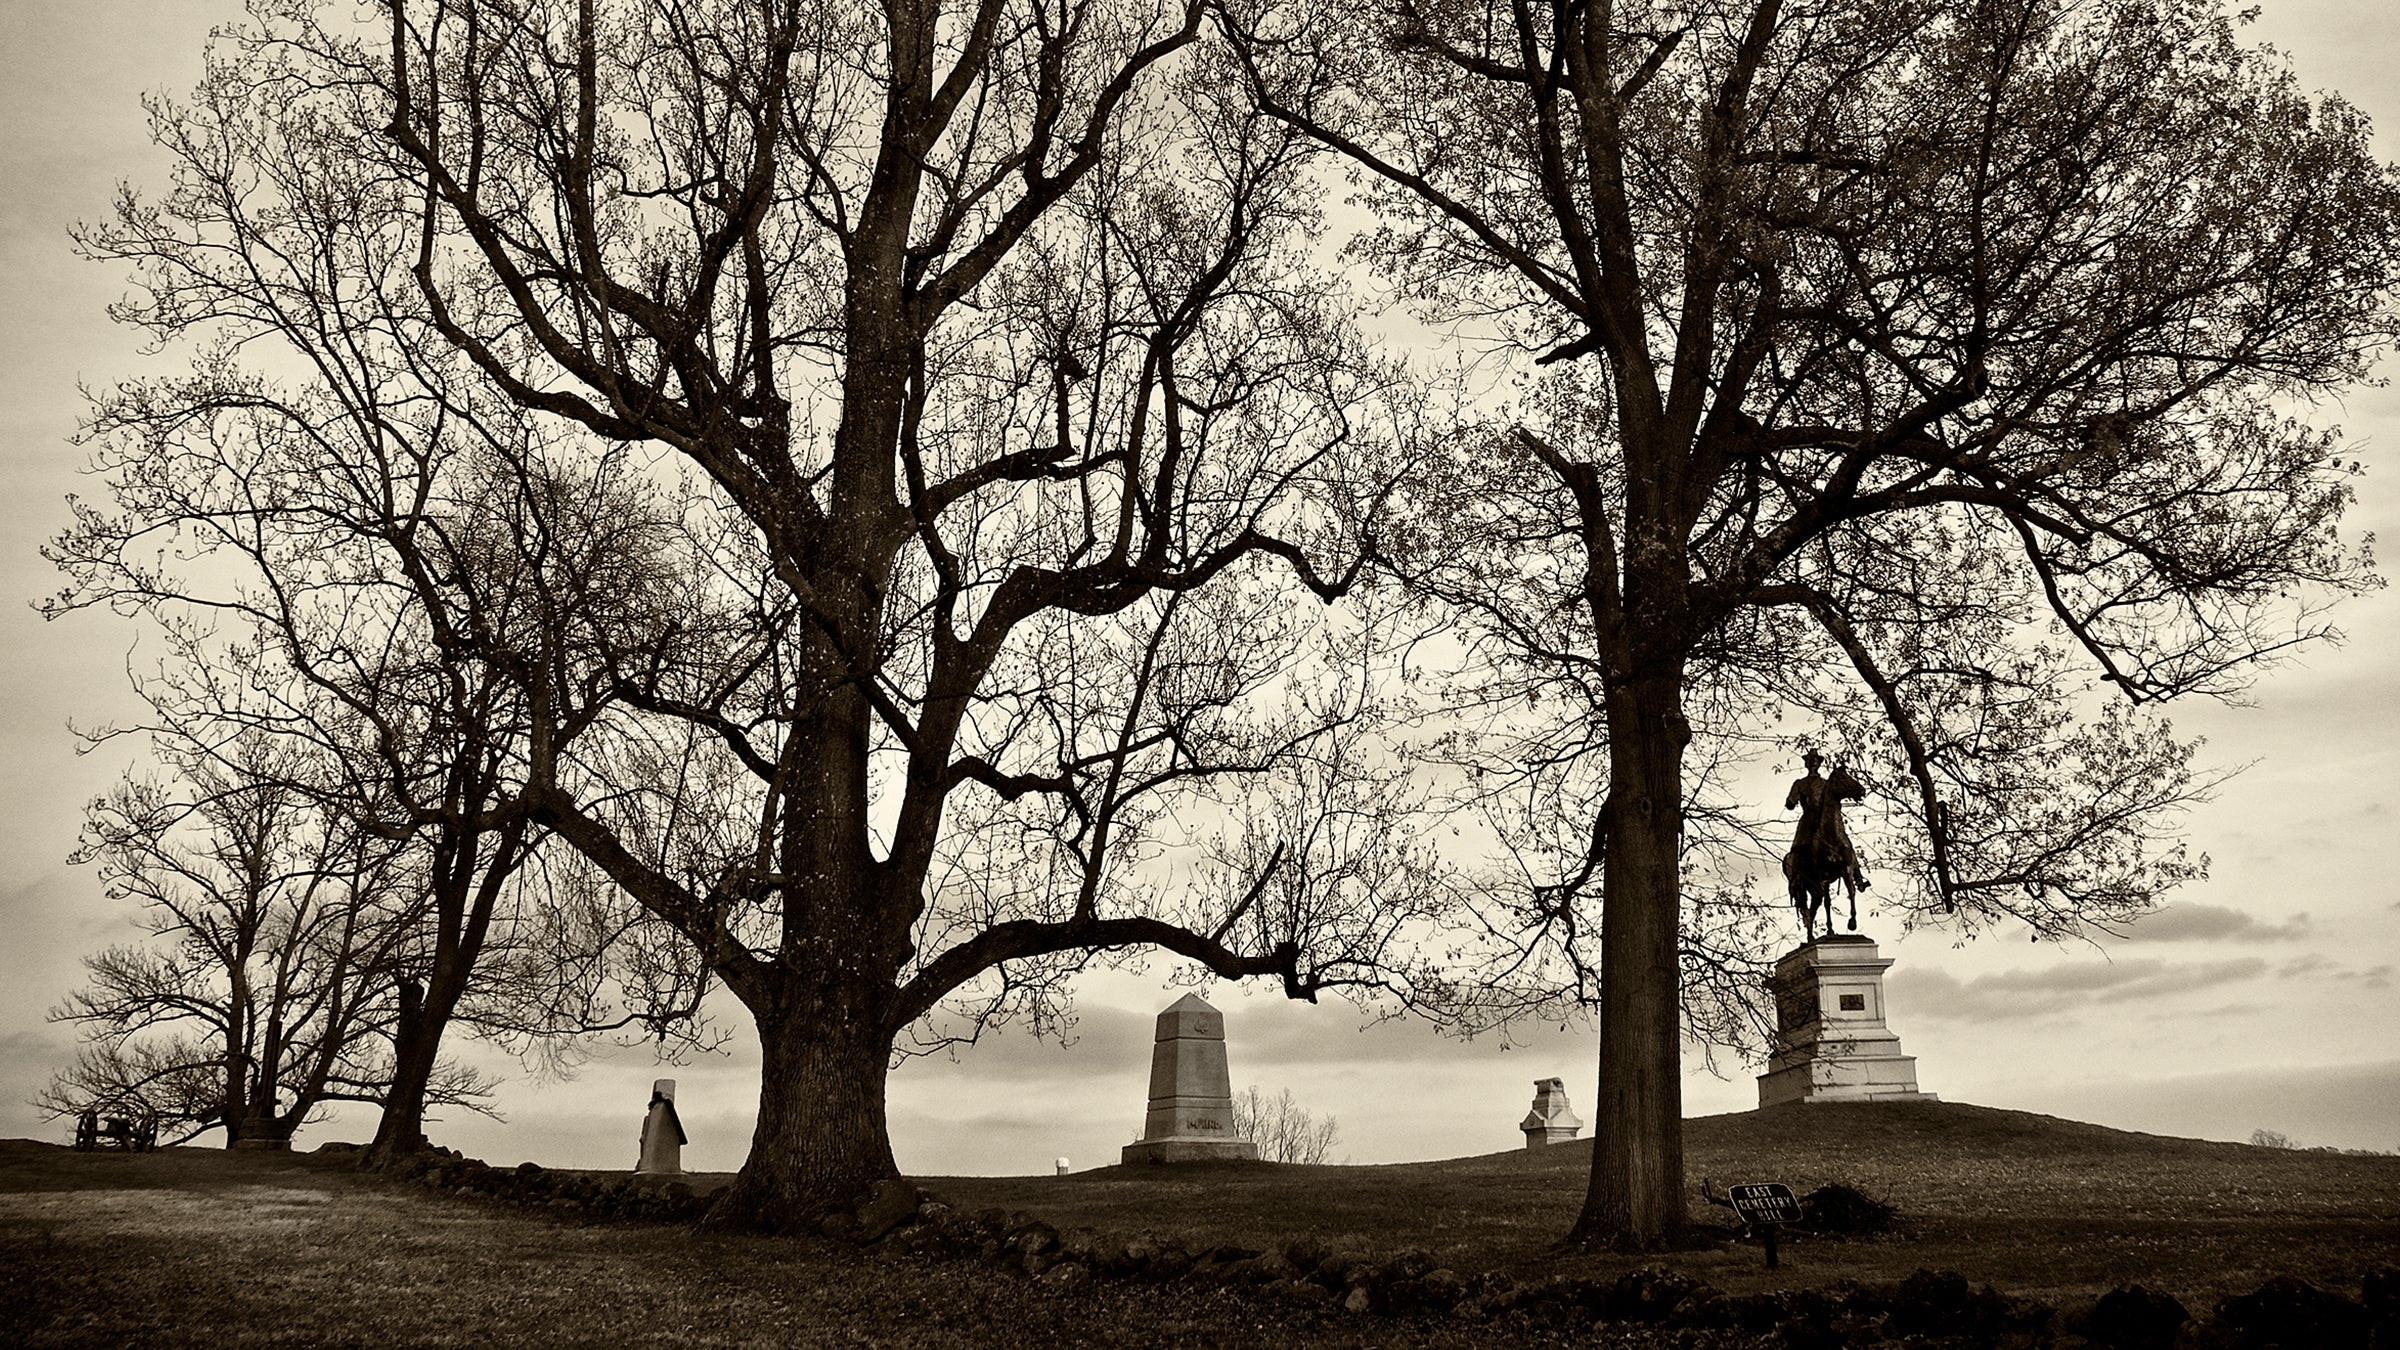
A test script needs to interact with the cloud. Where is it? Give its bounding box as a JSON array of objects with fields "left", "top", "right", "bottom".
[
  {"left": 2142, "top": 1001, "right": 2267, "bottom": 1022},
  {"left": 1888, "top": 957, "right": 2267, "bottom": 1020},
  {"left": 2277, "top": 955, "right": 2395, "bottom": 989},
  {"left": 2120, "top": 903, "right": 2310, "bottom": 943}
]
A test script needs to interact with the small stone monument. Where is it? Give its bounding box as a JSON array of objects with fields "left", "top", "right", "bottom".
[
  {"left": 1120, "top": 993, "right": 1259, "bottom": 1164},
  {"left": 634, "top": 1078, "right": 686, "bottom": 1175},
  {"left": 1756, "top": 936, "right": 1936, "bottom": 1106},
  {"left": 1519, "top": 1077, "right": 1584, "bottom": 1148}
]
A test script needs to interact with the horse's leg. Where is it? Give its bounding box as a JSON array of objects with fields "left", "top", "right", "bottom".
[{"left": 1846, "top": 878, "right": 1859, "bottom": 932}]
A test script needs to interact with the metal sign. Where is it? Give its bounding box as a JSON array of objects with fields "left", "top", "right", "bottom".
[{"left": 1727, "top": 1181, "right": 1802, "bottom": 1226}]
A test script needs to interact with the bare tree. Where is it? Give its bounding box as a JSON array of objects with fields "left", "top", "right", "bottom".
[
  {"left": 52, "top": 63, "right": 711, "bottom": 1165},
  {"left": 68, "top": 0, "right": 1431, "bottom": 1228},
  {"left": 1235, "top": 0, "right": 2400, "bottom": 1244},
  {"left": 1231, "top": 1084, "right": 1341, "bottom": 1164},
  {"left": 39, "top": 725, "right": 494, "bottom": 1146}
]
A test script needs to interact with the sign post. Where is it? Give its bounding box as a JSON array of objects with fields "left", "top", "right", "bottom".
[{"left": 1725, "top": 1182, "right": 1802, "bottom": 1269}]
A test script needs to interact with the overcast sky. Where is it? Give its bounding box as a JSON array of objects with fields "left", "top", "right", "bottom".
[{"left": 2, "top": 1, "right": 2393, "bottom": 1178}]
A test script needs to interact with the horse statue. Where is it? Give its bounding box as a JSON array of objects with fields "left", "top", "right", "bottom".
[{"left": 1783, "top": 757, "right": 1868, "bottom": 942}]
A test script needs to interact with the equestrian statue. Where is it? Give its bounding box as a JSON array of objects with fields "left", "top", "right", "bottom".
[{"left": 1783, "top": 750, "right": 1869, "bottom": 941}]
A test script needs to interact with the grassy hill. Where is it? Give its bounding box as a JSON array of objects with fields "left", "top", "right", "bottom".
[
  {"left": 2, "top": 1100, "right": 2394, "bottom": 1345},
  {"left": 930, "top": 1100, "right": 2400, "bottom": 1301}
]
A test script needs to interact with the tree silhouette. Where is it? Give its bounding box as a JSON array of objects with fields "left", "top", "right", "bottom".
[{"left": 1235, "top": 0, "right": 2400, "bottom": 1243}]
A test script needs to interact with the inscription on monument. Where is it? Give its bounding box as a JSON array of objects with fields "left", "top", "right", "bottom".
[{"left": 1839, "top": 994, "right": 1865, "bottom": 1011}]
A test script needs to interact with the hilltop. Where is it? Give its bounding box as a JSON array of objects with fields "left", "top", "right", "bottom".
[{"left": 931, "top": 1099, "right": 2400, "bottom": 1302}]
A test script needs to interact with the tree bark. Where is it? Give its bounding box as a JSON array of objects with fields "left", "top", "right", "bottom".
[
  {"left": 702, "top": 998, "right": 900, "bottom": 1231},
  {"left": 364, "top": 977, "right": 438, "bottom": 1167},
  {"left": 1571, "top": 666, "right": 1692, "bottom": 1247}
]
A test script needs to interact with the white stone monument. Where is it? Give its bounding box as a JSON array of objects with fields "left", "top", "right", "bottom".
[
  {"left": 1519, "top": 1077, "right": 1584, "bottom": 1148},
  {"left": 1755, "top": 935, "right": 1936, "bottom": 1107},
  {"left": 634, "top": 1078, "right": 687, "bottom": 1175},
  {"left": 1120, "top": 993, "right": 1259, "bottom": 1164}
]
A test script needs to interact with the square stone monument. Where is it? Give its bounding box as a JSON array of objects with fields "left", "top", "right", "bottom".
[
  {"left": 1756, "top": 935, "right": 1937, "bottom": 1107},
  {"left": 1520, "top": 1077, "right": 1584, "bottom": 1148},
  {"left": 1120, "top": 993, "right": 1259, "bottom": 1164}
]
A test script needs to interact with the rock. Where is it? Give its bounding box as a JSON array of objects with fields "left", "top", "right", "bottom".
[
  {"left": 1283, "top": 1236, "right": 1330, "bottom": 1273},
  {"left": 1037, "top": 1261, "right": 1090, "bottom": 1291},
  {"left": 1056, "top": 1227, "right": 1106, "bottom": 1264},
  {"left": 1264, "top": 1279, "right": 1332, "bottom": 1307},
  {"left": 1606, "top": 1266, "right": 1701, "bottom": 1322},
  {"left": 1312, "top": 1250, "right": 1370, "bottom": 1289},
  {"left": 1667, "top": 1290, "right": 1736, "bottom": 1329},
  {"left": 2215, "top": 1276, "right": 2370, "bottom": 1349},
  {"left": 1410, "top": 1268, "right": 1465, "bottom": 1312},
  {"left": 313, "top": 1141, "right": 362, "bottom": 1155},
  {"left": 852, "top": 1179, "right": 920, "bottom": 1242},
  {"left": 818, "top": 1210, "right": 858, "bottom": 1241},
  {"left": 1003, "top": 1218, "right": 1060, "bottom": 1257},
  {"left": 1342, "top": 1285, "right": 1373, "bottom": 1315},
  {"left": 1886, "top": 1268, "right": 1972, "bottom": 1336},
  {"left": 2074, "top": 1285, "right": 2188, "bottom": 1350},
  {"left": 1233, "top": 1251, "right": 1300, "bottom": 1286}
]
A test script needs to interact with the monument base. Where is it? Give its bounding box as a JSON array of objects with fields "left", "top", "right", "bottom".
[
  {"left": 1756, "top": 1059, "right": 1938, "bottom": 1107},
  {"left": 1120, "top": 1138, "right": 1259, "bottom": 1165},
  {"left": 1755, "top": 935, "right": 1935, "bottom": 1108}
]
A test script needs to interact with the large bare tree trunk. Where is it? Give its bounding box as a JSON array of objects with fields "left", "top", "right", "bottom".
[
  {"left": 365, "top": 978, "right": 440, "bottom": 1167},
  {"left": 704, "top": 996, "right": 900, "bottom": 1231},
  {"left": 1572, "top": 667, "right": 1691, "bottom": 1247}
]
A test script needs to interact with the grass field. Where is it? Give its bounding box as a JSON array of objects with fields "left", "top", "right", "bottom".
[
  {"left": 932, "top": 1100, "right": 2400, "bottom": 1303},
  {"left": 3, "top": 1100, "right": 2394, "bottom": 1346}
]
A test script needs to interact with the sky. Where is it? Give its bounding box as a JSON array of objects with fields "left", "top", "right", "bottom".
[{"left": 1, "top": 1, "right": 2393, "bottom": 1179}]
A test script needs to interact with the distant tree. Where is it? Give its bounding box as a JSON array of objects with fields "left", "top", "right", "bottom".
[
  {"left": 38, "top": 727, "right": 493, "bottom": 1147},
  {"left": 1231, "top": 1084, "right": 1342, "bottom": 1164},
  {"left": 1236, "top": 0, "right": 2400, "bottom": 1245},
  {"left": 2250, "top": 1129, "right": 2297, "bottom": 1150}
]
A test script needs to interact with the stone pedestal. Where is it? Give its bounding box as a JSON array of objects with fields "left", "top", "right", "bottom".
[
  {"left": 1121, "top": 993, "right": 1258, "bottom": 1164},
  {"left": 634, "top": 1078, "right": 686, "bottom": 1175},
  {"left": 1756, "top": 936, "right": 1936, "bottom": 1107},
  {"left": 1519, "top": 1077, "right": 1584, "bottom": 1148}
]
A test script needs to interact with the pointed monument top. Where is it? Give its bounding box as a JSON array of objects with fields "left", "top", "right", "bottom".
[{"left": 1154, "top": 991, "right": 1225, "bottom": 1041}]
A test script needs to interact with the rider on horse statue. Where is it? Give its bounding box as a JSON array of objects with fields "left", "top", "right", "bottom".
[{"left": 1784, "top": 750, "right": 1869, "bottom": 939}]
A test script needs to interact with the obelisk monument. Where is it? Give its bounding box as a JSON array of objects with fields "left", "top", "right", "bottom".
[{"left": 1121, "top": 993, "right": 1258, "bottom": 1164}]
